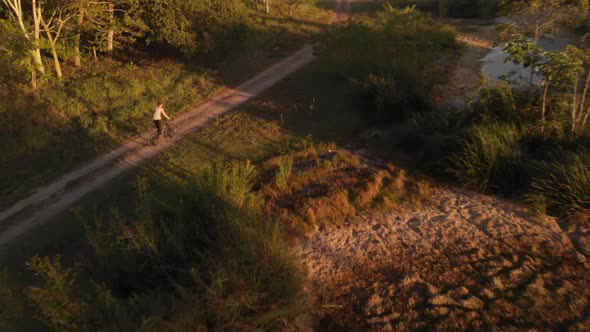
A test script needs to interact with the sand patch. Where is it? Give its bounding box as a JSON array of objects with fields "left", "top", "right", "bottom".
[{"left": 300, "top": 186, "right": 590, "bottom": 330}]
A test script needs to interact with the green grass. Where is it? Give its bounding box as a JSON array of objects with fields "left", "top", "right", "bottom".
[
  {"left": 527, "top": 149, "right": 590, "bottom": 217},
  {"left": 451, "top": 122, "right": 527, "bottom": 194}
]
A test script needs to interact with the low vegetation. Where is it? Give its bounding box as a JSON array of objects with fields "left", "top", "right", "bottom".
[
  {"left": 5, "top": 1, "right": 589, "bottom": 330},
  {"left": 316, "top": 5, "right": 456, "bottom": 122},
  {"left": 23, "top": 163, "right": 309, "bottom": 330}
]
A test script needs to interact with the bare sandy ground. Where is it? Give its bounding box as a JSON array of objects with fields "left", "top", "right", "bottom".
[
  {"left": 0, "top": 45, "right": 315, "bottom": 248},
  {"left": 300, "top": 186, "right": 590, "bottom": 330}
]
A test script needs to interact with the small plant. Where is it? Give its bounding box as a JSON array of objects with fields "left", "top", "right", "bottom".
[
  {"left": 451, "top": 123, "right": 526, "bottom": 193},
  {"left": 527, "top": 150, "right": 590, "bottom": 217},
  {"left": 0, "top": 269, "right": 24, "bottom": 331},
  {"left": 201, "top": 160, "right": 258, "bottom": 209},
  {"left": 26, "top": 256, "right": 88, "bottom": 331},
  {"left": 275, "top": 154, "right": 294, "bottom": 190}
]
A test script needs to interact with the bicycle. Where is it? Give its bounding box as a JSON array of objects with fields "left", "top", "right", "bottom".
[{"left": 150, "top": 119, "right": 175, "bottom": 145}]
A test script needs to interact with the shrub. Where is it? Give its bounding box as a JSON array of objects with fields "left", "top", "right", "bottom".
[
  {"left": 317, "top": 4, "right": 455, "bottom": 122},
  {"left": 199, "top": 160, "right": 259, "bottom": 209},
  {"left": 451, "top": 123, "right": 527, "bottom": 193},
  {"left": 27, "top": 164, "right": 307, "bottom": 330},
  {"left": 527, "top": 150, "right": 590, "bottom": 217},
  {"left": 26, "top": 256, "right": 88, "bottom": 331},
  {"left": 0, "top": 269, "right": 24, "bottom": 331},
  {"left": 354, "top": 69, "right": 430, "bottom": 122},
  {"left": 275, "top": 154, "right": 294, "bottom": 190}
]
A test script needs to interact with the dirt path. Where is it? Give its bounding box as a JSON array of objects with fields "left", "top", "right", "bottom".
[
  {"left": 301, "top": 186, "right": 590, "bottom": 330},
  {"left": 434, "top": 20, "right": 495, "bottom": 108},
  {"left": 0, "top": 45, "right": 315, "bottom": 248}
]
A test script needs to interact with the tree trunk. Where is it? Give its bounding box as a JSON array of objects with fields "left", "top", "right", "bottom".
[
  {"left": 31, "top": 0, "right": 45, "bottom": 74},
  {"left": 541, "top": 82, "right": 549, "bottom": 133},
  {"left": 579, "top": 72, "right": 590, "bottom": 115},
  {"left": 107, "top": 2, "right": 114, "bottom": 56},
  {"left": 264, "top": 0, "right": 269, "bottom": 14},
  {"left": 74, "top": 9, "right": 84, "bottom": 68},
  {"left": 572, "top": 77, "right": 581, "bottom": 134},
  {"left": 3, "top": 0, "right": 45, "bottom": 75},
  {"left": 40, "top": 19, "right": 63, "bottom": 78},
  {"left": 31, "top": 70, "right": 37, "bottom": 90},
  {"left": 49, "top": 43, "right": 63, "bottom": 78}
]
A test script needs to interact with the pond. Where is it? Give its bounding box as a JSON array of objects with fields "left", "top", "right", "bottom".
[{"left": 480, "top": 36, "right": 576, "bottom": 86}]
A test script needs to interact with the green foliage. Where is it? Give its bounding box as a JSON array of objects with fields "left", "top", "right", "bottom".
[
  {"left": 438, "top": 0, "right": 450, "bottom": 16},
  {"left": 392, "top": 0, "right": 498, "bottom": 18},
  {"left": 0, "top": 269, "right": 24, "bottom": 331},
  {"left": 199, "top": 160, "right": 259, "bottom": 209},
  {"left": 354, "top": 69, "right": 430, "bottom": 122},
  {"left": 0, "top": 20, "right": 30, "bottom": 84},
  {"left": 527, "top": 149, "right": 590, "bottom": 216},
  {"left": 451, "top": 123, "right": 527, "bottom": 193},
  {"left": 316, "top": 5, "right": 455, "bottom": 122},
  {"left": 26, "top": 256, "right": 88, "bottom": 331},
  {"left": 275, "top": 154, "right": 294, "bottom": 189},
  {"left": 26, "top": 164, "right": 307, "bottom": 330},
  {"left": 144, "top": 0, "right": 248, "bottom": 57}
]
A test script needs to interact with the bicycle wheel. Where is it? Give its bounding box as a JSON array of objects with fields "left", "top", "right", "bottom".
[{"left": 164, "top": 124, "right": 175, "bottom": 138}]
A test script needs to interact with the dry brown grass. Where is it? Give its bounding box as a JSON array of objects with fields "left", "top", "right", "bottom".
[{"left": 256, "top": 144, "right": 433, "bottom": 237}]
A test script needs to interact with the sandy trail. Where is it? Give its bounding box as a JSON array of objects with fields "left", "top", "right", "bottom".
[
  {"left": 434, "top": 20, "right": 495, "bottom": 108},
  {"left": 300, "top": 186, "right": 590, "bottom": 330},
  {"left": 0, "top": 45, "right": 315, "bottom": 248}
]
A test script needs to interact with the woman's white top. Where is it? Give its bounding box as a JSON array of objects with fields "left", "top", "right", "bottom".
[{"left": 153, "top": 106, "right": 165, "bottom": 120}]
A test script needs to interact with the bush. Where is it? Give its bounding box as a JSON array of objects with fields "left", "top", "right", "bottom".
[
  {"left": 316, "top": 4, "right": 455, "bottom": 122},
  {"left": 527, "top": 150, "right": 590, "bottom": 217},
  {"left": 26, "top": 256, "right": 88, "bottom": 331},
  {"left": 144, "top": 0, "right": 248, "bottom": 58},
  {"left": 451, "top": 123, "right": 527, "bottom": 193},
  {"left": 275, "top": 154, "right": 294, "bottom": 190},
  {"left": 0, "top": 269, "right": 24, "bottom": 331},
  {"left": 355, "top": 69, "right": 430, "bottom": 122},
  {"left": 26, "top": 162, "right": 307, "bottom": 330}
]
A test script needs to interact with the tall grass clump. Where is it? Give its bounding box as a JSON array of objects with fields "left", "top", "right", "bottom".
[
  {"left": 451, "top": 123, "right": 526, "bottom": 193},
  {"left": 199, "top": 160, "right": 259, "bottom": 209},
  {"left": 0, "top": 269, "right": 24, "bottom": 331},
  {"left": 24, "top": 163, "right": 308, "bottom": 331},
  {"left": 527, "top": 150, "right": 590, "bottom": 217},
  {"left": 275, "top": 154, "right": 294, "bottom": 190}
]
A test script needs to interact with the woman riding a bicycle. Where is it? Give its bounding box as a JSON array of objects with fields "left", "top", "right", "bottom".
[{"left": 153, "top": 101, "right": 171, "bottom": 138}]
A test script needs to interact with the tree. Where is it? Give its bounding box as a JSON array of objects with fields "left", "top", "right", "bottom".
[
  {"left": 499, "top": 0, "right": 570, "bottom": 42},
  {"left": 38, "top": 0, "right": 75, "bottom": 78},
  {"left": 143, "top": 0, "right": 246, "bottom": 57},
  {"left": 532, "top": 45, "right": 590, "bottom": 135},
  {"left": 81, "top": 0, "right": 146, "bottom": 58},
  {"left": 0, "top": 19, "right": 33, "bottom": 85},
  {"left": 502, "top": 33, "right": 544, "bottom": 88},
  {"left": 560, "top": 45, "right": 590, "bottom": 134},
  {"left": 1, "top": 0, "right": 46, "bottom": 77}
]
